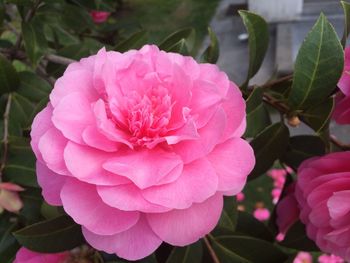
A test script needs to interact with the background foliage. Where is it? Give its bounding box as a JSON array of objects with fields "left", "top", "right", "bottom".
[{"left": 0, "top": 0, "right": 349, "bottom": 262}]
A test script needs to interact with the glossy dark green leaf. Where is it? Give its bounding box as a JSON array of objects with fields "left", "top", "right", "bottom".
[
  {"left": 282, "top": 135, "right": 326, "bottom": 170},
  {"left": 244, "top": 88, "right": 271, "bottom": 138},
  {"left": 3, "top": 136, "right": 37, "bottom": 187},
  {"left": 0, "top": 215, "right": 19, "bottom": 263},
  {"left": 17, "top": 71, "right": 51, "bottom": 102},
  {"left": 9, "top": 93, "right": 35, "bottom": 129},
  {"left": 159, "top": 28, "right": 195, "bottom": 53},
  {"left": 0, "top": 54, "right": 20, "bottom": 95},
  {"left": 61, "top": 3, "right": 93, "bottom": 33},
  {"left": 166, "top": 241, "right": 202, "bottom": 263},
  {"left": 212, "top": 235, "right": 288, "bottom": 263},
  {"left": 280, "top": 221, "right": 319, "bottom": 251},
  {"left": 239, "top": 10, "right": 269, "bottom": 88},
  {"left": 301, "top": 97, "right": 334, "bottom": 133},
  {"left": 249, "top": 123, "right": 290, "bottom": 180},
  {"left": 115, "top": 30, "right": 148, "bottom": 52},
  {"left": 22, "top": 18, "right": 48, "bottom": 65},
  {"left": 14, "top": 215, "right": 85, "bottom": 253},
  {"left": 201, "top": 27, "right": 219, "bottom": 64},
  {"left": 19, "top": 188, "right": 44, "bottom": 224},
  {"left": 166, "top": 39, "right": 189, "bottom": 55},
  {"left": 212, "top": 197, "right": 237, "bottom": 236},
  {"left": 235, "top": 211, "right": 274, "bottom": 242},
  {"left": 288, "top": 14, "right": 343, "bottom": 110},
  {"left": 341, "top": 1, "right": 350, "bottom": 47}
]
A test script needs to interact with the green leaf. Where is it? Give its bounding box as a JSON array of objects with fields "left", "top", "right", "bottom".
[
  {"left": 0, "top": 54, "right": 20, "bottom": 95},
  {"left": 212, "top": 235, "right": 288, "bottom": 263},
  {"left": 17, "top": 71, "right": 51, "bottom": 102},
  {"left": 3, "top": 136, "right": 38, "bottom": 187},
  {"left": 301, "top": 97, "right": 334, "bottom": 132},
  {"left": 244, "top": 88, "right": 271, "bottom": 138},
  {"left": 115, "top": 30, "right": 148, "bottom": 52},
  {"left": 341, "top": 1, "right": 350, "bottom": 47},
  {"left": 238, "top": 10, "right": 269, "bottom": 88},
  {"left": 235, "top": 211, "right": 274, "bottom": 242},
  {"left": 22, "top": 18, "right": 48, "bottom": 65},
  {"left": 61, "top": 3, "right": 93, "bottom": 33},
  {"left": 0, "top": 215, "right": 19, "bottom": 263},
  {"left": 212, "top": 197, "right": 238, "bottom": 236},
  {"left": 166, "top": 241, "right": 202, "bottom": 263},
  {"left": 249, "top": 123, "right": 290, "bottom": 180},
  {"left": 282, "top": 135, "right": 326, "bottom": 170},
  {"left": 201, "top": 27, "right": 219, "bottom": 64},
  {"left": 19, "top": 188, "right": 44, "bottom": 224},
  {"left": 159, "top": 28, "right": 195, "bottom": 53},
  {"left": 288, "top": 14, "right": 343, "bottom": 110},
  {"left": 14, "top": 214, "right": 85, "bottom": 253},
  {"left": 9, "top": 93, "right": 35, "bottom": 129},
  {"left": 280, "top": 221, "right": 319, "bottom": 251}
]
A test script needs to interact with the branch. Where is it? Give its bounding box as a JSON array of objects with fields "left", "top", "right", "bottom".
[
  {"left": 44, "top": 54, "right": 76, "bottom": 65},
  {"left": 261, "top": 74, "right": 293, "bottom": 89},
  {"left": 0, "top": 94, "right": 12, "bottom": 182},
  {"left": 204, "top": 236, "right": 220, "bottom": 263}
]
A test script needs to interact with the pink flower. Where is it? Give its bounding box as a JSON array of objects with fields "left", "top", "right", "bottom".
[
  {"left": 271, "top": 188, "right": 282, "bottom": 204},
  {"left": 293, "top": 251, "right": 312, "bottom": 263},
  {"left": 90, "top": 10, "right": 110, "bottom": 23},
  {"left": 276, "top": 183, "right": 299, "bottom": 235},
  {"left": 295, "top": 152, "right": 350, "bottom": 261},
  {"left": 334, "top": 47, "right": 350, "bottom": 124},
  {"left": 14, "top": 247, "right": 69, "bottom": 263},
  {"left": 236, "top": 192, "right": 245, "bottom": 202},
  {"left": 253, "top": 208, "right": 270, "bottom": 221},
  {"left": 0, "top": 182, "right": 24, "bottom": 213},
  {"left": 30, "top": 45, "right": 255, "bottom": 260},
  {"left": 318, "top": 254, "right": 345, "bottom": 263}
]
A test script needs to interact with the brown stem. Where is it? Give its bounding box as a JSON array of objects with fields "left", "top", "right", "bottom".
[
  {"left": 204, "top": 236, "right": 220, "bottom": 263},
  {"left": 262, "top": 93, "right": 289, "bottom": 113},
  {"left": 260, "top": 74, "right": 293, "bottom": 89},
  {"left": 0, "top": 94, "right": 12, "bottom": 182},
  {"left": 45, "top": 54, "right": 76, "bottom": 65}
]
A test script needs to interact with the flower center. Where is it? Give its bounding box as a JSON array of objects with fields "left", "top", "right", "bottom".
[{"left": 116, "top": 86, "right": 173, "bottom": 147}]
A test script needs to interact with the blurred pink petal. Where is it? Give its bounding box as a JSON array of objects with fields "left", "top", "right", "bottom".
[
  {"left": 293, "top": 251, "right": 312, "bottom": 263},
  {"left": 318, "top": 254, "right": 345, "bottom": 263},
  {"left": 90, "top": 10, "right": 110, "bottom": 23},
  {"left": 253, "top": 208, "right": 270, "bottom": 221}
]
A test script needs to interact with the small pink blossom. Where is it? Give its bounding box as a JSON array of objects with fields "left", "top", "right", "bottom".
[
  {"left": 293, "top": 252, "right": 312, "bottom": 263},
  {"left": 271, "top": 188, "right": 282, "bottom": 204},
  {"left": 253, "top": 208, "right": 270, "bottom": 221},
  {"left": 14, "top": 247, "right": 69, "bottom": 263},
  {"left": 318, "top": 254, "right": 344, "bottom": 263},
  {"left": 90, "top": 10, "right": 110, "bottom": 23},
  {"left": 236, "top": 192, "right": 245, "bottom": 202},
  {"left": 0, "top": 182, "right": 24, "bottom": 213},
  {"left": 30, "top": 45, "right": 254, "bottom": 260}
]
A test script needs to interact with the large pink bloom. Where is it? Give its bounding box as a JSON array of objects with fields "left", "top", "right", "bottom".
[
  {"left": 14, "top": 247, "right": 69, "bottom": 263},
  {"left": 295, "top": 152, "right": 350, "bottom": 261},
  {"left": 30, "top": 45, "right": 254, "bottom": 260},
  {"left": 334, "top": 47, "right": 350, "bottom": 124}
]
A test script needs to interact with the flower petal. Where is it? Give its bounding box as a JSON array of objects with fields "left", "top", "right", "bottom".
[
  {"left": 38, "top": 127, "right": 69, "bottom": 175},
  {"left": 52, "top": 92, "right": 95, "bottom": 144},
  {"left": 142, "top": 158, "right": 218, "bottom": 209},
  {"left": 36, "top": 162, "right": 66, "bottom": 206},
  {"left": 82, "top": 216, "right": 162, "bottom": 261},
  {"left": 64, "top": 142, "right": 130, "bottom": 186},
  {"left": 103, "top": 148, "right": 183, "bottom": 189},
  {"left": 147, "top": 193, "right": 223, "bottom": 246},
  {"left": 61, "top": 178, "right": 139, "bottom": 235},
  {"left": 82, "top": 125, "right": 119, "bottom": 152},
  {"left": 207, "top": 138, "right": 255, "bottom": 194},
  {"left": 97, "top": 183, "right": 170, "bottom": 213}
]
